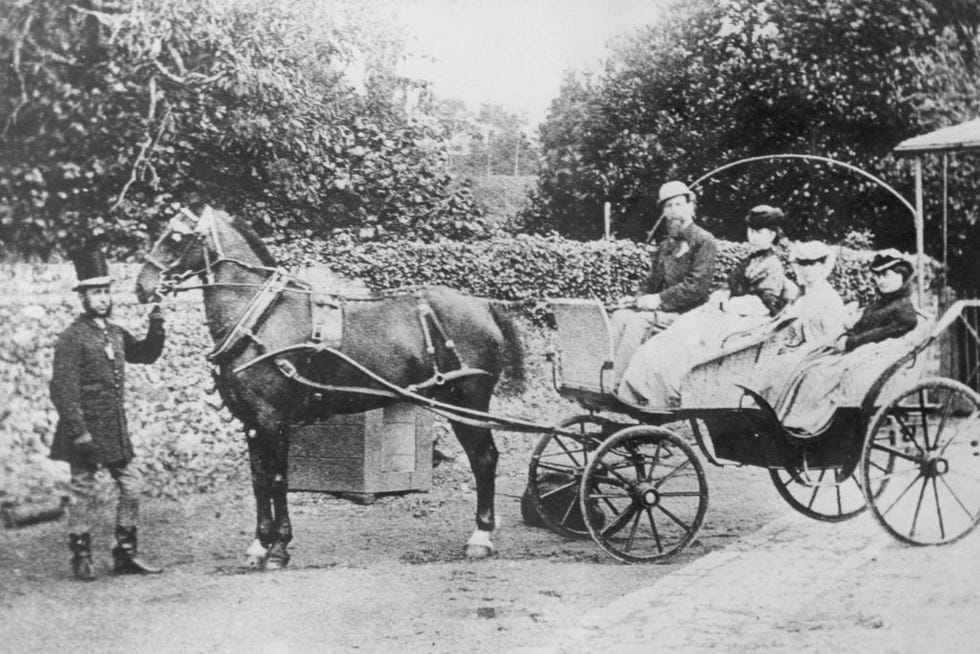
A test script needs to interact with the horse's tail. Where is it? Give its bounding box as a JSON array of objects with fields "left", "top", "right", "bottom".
[{"left": 489, "top": 301, "right": 527, "bottom": 395}]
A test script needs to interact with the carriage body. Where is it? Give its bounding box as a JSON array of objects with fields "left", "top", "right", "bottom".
[{"left": 530, "top": 297, "right": 980, "bottom": 562}]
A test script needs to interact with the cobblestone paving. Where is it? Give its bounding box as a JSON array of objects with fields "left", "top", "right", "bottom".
[{"left": 512, "top": 513, "right": 980, "bottom": 654}]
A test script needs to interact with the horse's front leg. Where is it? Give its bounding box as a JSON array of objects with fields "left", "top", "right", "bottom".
[
  {"left": 245, "top": 430, "right": 274, "bottom": 567},
  {"left": 263, "top": 425, "right": 292, "bottom": 570},
  {"left": 452, "top": 422, "right": 499, "bottom": 559}
]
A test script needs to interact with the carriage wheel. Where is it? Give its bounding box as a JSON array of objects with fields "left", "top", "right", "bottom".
[
  {"left": 524, "top": 415, "right": 618, "bottom": 538},
  {"left": 770, "top": 465, "right": 868, "bottom": 522},
  {"left": 861, "top": 378, "right": 980, "bottom": 546},
  {"left": 580, "top": 426, "right": 708, "bottom": 563}
]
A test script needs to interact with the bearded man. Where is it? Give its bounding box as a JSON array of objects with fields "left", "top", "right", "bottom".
[
  {"left": 609, "top": 180, "right": 718, "bottom": 382},
  {"left": 49, "top": 247, "right": 166, "bottom": 580}
]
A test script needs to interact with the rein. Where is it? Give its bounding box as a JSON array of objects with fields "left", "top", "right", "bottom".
[{"left": 145, "top": 208, "right": 515, "bottom": 427}]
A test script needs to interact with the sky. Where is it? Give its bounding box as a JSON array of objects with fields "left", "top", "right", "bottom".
[{"left": 391, "top": 0, "right": 666, "bottom": 129}]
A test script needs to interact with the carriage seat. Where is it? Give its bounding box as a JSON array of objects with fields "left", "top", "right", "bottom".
[{"left": 548, "top": 299, "right": 617, "bottom": 406}]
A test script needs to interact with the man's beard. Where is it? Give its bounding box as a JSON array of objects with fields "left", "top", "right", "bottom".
[{"left": 83, "top": 300, "right": 113, "bottom": 318}]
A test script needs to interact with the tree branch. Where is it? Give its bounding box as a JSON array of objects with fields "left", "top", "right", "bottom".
[
  {"left": 2, "top": 7, "right": 35, "bottom": 141},
  {"left": 109, "top": 107, "right": 172, "bottom": 211}
]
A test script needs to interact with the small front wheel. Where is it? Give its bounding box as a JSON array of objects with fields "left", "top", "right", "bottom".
[
  {"left": 862, "top": 378, "right": 980, "bottom": 546},
  {"left": 580, "top": 426, "right": 708, "bottom": 563},
  {"left": 770, "top": 465, "right": 867, "bottom": 522}
]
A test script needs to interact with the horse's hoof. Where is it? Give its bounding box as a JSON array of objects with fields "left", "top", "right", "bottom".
[
  {"left": 262, "top": 557, "right": 288, "bottom": 571},
  {"left": 245, "top": 539, "right": 267, "bottom": 568},
  {"left": 464, "top": 544, "right": 494, "bottom": 559}
]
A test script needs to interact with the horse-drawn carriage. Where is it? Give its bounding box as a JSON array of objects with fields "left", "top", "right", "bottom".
[
  {"left": 134, "top": 153, "right": 980, "bottom": 567},
  {"left": 525, "top": 296, "right": 980, "bottom": 562}
]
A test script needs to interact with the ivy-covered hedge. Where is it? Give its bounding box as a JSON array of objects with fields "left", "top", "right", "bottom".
[
  {"left": 276, "top": 233, "right": 938, "bottom": 311},
  {"left": 0, "top": 237, "right": 937, "bottom": 500}
]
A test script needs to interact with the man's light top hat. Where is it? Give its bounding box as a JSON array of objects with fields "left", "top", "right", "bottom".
[{"left": 72, "top": 248, "right": 114, "bottom": 291}]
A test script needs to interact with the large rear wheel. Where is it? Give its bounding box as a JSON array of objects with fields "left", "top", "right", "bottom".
[
  {"left": 579, "top": 426, "right": 708, "bottom": 563},
  {"left": 862, "top": 378, "right": 980, "bottom": 546}
]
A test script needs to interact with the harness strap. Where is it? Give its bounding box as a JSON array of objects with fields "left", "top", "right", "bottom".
[
  {"left": 415, "top": 294, "right": 463, "bottom": 381},
  {"left": 208, "top": 269, "right": 291, "bottom": 362},
  {"left": 231, "top": 343, "right": 550, "bottom": 432}
]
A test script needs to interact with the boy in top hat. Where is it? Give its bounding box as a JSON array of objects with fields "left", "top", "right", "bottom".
[
  {"left": 49, "top": 246, "right": 166, "bottom": 580},
  {"left": 835, "top": 248, "right": 918, "bottom": 352}
]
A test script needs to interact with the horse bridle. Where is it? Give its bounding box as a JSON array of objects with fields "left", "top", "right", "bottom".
[{"left": 144, "top": 206, "right": 274, "bottom": 294}]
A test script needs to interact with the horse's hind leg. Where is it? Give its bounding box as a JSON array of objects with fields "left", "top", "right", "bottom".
[{"left": 450, "top": 406, "right": 499, "bottom": 559}]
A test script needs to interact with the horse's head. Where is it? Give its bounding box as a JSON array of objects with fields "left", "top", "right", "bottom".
[{"left": 135, "top": 206, "right": 216, "bottom": 303}]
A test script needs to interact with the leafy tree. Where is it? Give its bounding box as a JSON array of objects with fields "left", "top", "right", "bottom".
[
  {"left": 530, "top": 0, "right": 980, "bottom": 274},
  {"left": 441, "top": 102, "right": 539, "bottom": 178},
  {"left": 0, "top": 0, "right": 483, "bottom": 260}
]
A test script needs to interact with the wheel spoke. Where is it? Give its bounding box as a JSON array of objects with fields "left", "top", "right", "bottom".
[
  {"left": 892, "top": 412, "right": 926, "bottom": 456},
  {"left": 931, "top": 390, "right": 955, "bottom": 452},
  {"left": 931, "top": 476, "right": 946, "bottom": 540},
  {"left": 938, "top": 474, "right": 980, "bottom": 521},
  {"left": 644, "top": 507, "right": 663, "bottom": 553},
  {"left": 917, "top": 389, "right": 932, "bottom": 450},
  {"left": 881, "top": 472, "right": 925, "bottom": 518},
  {"left": 656, "top": 503, "right": 694, "bottom": 534},
  {"left": 552, "top": 437, "right": 585, "bottom": 467},
  {"left": 624, "top": 509, "right": 642, "bottom": 552},
  {"left": 870, "top": 441, "right": 924, "bottom": 464},
  {"left": 909, "top": 473, "right": 930, "bottom": 538},
  {"left": 536, "top": 460, "right": 581, "bottom": 475},
  {"left": 653, "top": 459, "right": 693, "bottom": 489},
  {"left": 539, "top": 478, "right": 578, "bottom": 500}
]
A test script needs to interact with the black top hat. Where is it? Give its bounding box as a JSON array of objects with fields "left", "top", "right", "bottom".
[
  {"left": 869, "top": 248, "right": 913, "bottom": 279},
  {"left": 71, "top": 248, "right": 114, "bottom": 291}
]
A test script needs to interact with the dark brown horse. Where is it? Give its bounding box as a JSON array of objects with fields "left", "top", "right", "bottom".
[{"left": 135, "top": 207, "right": 524, "bottom": 568}]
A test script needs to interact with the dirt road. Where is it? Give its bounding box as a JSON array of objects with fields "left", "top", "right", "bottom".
[{"left": 1, "top": 449, "right": 786, "bottom": 654}]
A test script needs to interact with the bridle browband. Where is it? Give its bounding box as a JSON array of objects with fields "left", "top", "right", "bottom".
[{"left": 144, "top": 207, "right": 283, "bottom": 295}]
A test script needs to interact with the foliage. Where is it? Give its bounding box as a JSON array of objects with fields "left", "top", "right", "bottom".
[
  {"left": 276, "top": 231, "right": 927, "bottom": 315},
  {"left": 0, "top": 0, "right": 484, "bottom": 260},
  {"left": 529, "top": 0, "right": 980, "bottom": 286}
]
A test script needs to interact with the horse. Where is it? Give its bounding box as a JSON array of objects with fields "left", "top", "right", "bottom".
[{"left": 134, "top": 206, "right": 525, "bottom": 568}]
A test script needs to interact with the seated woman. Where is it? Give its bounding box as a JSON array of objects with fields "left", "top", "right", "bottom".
[
  {"left": 617, "top": 205, "right": 796, "bottom": 408},
  {"left": 749, "top": 240, "right": 849, "bottom": 401},
  {"left": 774, "top": 249, "right": 920, "bottom": 435}
]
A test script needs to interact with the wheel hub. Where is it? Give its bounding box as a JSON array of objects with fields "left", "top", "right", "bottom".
[
  {"left": 922, "top": 456, "right": 949, "bottom": 478},
  {"left": 634, "top": 482, "right": 660, "bottom": 508}
]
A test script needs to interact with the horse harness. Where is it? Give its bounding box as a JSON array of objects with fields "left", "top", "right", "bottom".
[{"left": 205, "top": 271, "right": 494, "bottom": 417}]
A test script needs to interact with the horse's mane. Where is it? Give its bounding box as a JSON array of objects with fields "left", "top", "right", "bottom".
[{"left": 224, "top": 212, "right": 278, "bottom": 267}]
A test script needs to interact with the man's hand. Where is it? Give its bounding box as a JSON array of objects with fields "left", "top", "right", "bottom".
[
  {"left": 74, "top": 432, "right": 94, "bottom": 452},
  {"left": 148, "top": 304, "right": 163, "bottom": 323},
  {"left": 635, "top": 294, "right": 662, "bottom": 311}
]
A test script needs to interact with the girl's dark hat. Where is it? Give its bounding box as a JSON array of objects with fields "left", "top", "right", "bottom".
[
  {"left": 71, "top": 248, "right": 114, "bottom": 291},
  {"left": 869, "top": 249, "right": 913, "bottom": 277},
  {"left": 745, "top": 205, "right": 784, "bottom": 230}
]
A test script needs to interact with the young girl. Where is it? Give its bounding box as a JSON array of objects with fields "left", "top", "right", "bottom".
[
  {"left": 618, "top": 205, "right": 796, "bottom": 408},
  {"left": 775, "top": 249, "right": 920, "bottom": 435}
]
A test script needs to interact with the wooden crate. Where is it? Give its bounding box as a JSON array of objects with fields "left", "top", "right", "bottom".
[{"left": 288, "top": 404, "right": 433, "bottom": 500}]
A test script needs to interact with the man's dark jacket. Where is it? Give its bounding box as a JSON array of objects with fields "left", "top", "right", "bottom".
[
  {"left": 50, "top": 314, "right": 165, "bottom": 465},
  {"left": 638, "top": 222, "right": 718, "bottom": 313},
  {"left": 844, "top": 280, "right": 918, "bottom": 352}
]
